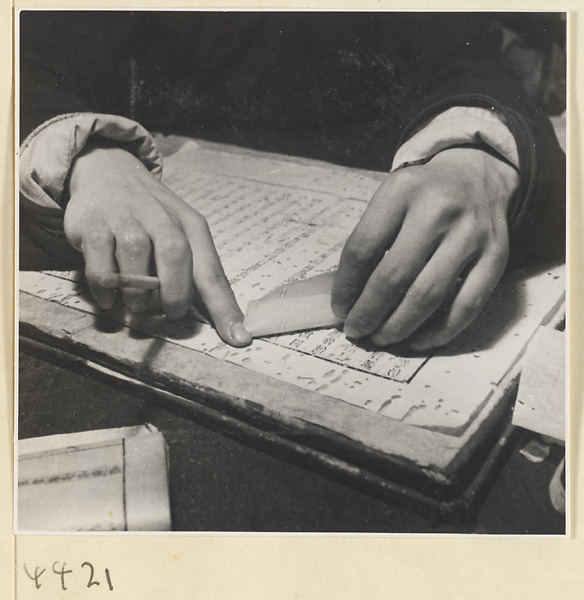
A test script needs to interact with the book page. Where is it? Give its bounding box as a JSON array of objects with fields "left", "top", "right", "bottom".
[
  {"left": 163, "top": 145, "right": 427, "bottom": 384},
  {"left": 18, "top": 142, "right": 565, "bottom": 432}
]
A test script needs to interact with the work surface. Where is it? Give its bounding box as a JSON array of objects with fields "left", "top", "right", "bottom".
[
  {"left": 19, "top": 352, "right": 565, "bottom": 533},
  {"left": 18, "top": 137, "right": 566, "bottom": 525}
]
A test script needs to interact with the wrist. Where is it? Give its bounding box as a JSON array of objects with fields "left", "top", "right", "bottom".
[
  {"left": 69, "top": 142, "right": 145, "bottom": 196},
  {"left": 427, "top": 147, "right": 519, "bottom": 215},
  {"left": 20, "top": 113, "right": 162, "bottom": 212}
]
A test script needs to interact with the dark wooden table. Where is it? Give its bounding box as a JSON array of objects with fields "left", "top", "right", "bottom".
[{"left": 18, "top": 350, "right": 565, "bottom": 534}]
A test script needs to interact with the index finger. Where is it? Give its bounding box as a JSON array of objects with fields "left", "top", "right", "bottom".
[
  {"left": 179, "top": 210, "right": 251, "bottom": 347},
  {"left": 332, "top": 180, "right": 407, "bottom": 319}
]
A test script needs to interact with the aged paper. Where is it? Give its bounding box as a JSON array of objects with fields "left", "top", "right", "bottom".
[
  {"left": 512, "top": 326, "right": 565, "bottom": 441},
  {"left": 19, "top": 141, "right": 565, "bottom": 431},
  {"left": 18, "top": 425, "right": 171, "bottom": 532}
]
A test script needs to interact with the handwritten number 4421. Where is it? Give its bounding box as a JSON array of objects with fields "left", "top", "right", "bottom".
[{"left": 23, "top": 562, "right": 113, "bottom": 591}]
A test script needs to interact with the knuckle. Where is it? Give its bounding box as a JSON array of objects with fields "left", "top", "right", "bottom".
[
  {"left": 371, "top": 267, "right": 409, "bottom": 298},
  {"left": 491, "top": 239, "right": 510, "bottom": 263},
  {"left": 156, "top": 235, "right": 190, "bottom": 260},
  {"left": 489, "top": 251, "right": 509, "bottom": 273},
  {"left": 457, "top": 296, "right": 484, "bottom": 321},
  {"left": 432, "top": 194, "right": 466, "bottom": 222},
  {"left": 341, "top": 233, "right": 380, "bottom": 269},
  {"left": 82, "top": 226, "right": 111, "bottom": 249},
  {"left": 457, "top": 216, "right": 484, "bottom": 240},
  {"left": 408, "top": 278, "right": 444, "bottom": 309},
  {"left": 341, "top": 241, "right": 371, "bottom": 269},
  {"left": 63, "top": 215, "right": 80, "bottom": 244},
  {"left": 389, "top": 167, "right": 422, "bottom": 194},
  {"left": 406, "top": 199, "right": 466, "bottom": 240},
  {"left": 116, "top": 227, "right": 151, "bottom": 257},
  {"left": 185, "top": 210, "right": 210, "bottom": 233},
  {"left": 204, "top": 270, "right": 229, "bottom": 287}
]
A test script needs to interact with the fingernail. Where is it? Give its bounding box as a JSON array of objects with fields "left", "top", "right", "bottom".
[
  {"left": 331, "top": 303, "right": 348, "bottom": 319},
  {"left": 370, "top": 333, "right": 389, "bottom": 347},
  {"left": 230, "top": 322, "right": 252, "bottom": 345},
  {"left": 410, "top": 339, "right": 431, "bottom": 352},
  {"left": 343, "top": 324, "right": 362, "bottom": 339},
  {"left": 165, "top": 309, "right": 187, "bottom": 321},
  {"left": 372, "top": 325, "right": 406, "bottom": 346},
  {"left": 98, "top": 297, "right": 116, "bottom": 310},
  {"left": 130, "top": 302, "right": 149, "bottom": 314}
]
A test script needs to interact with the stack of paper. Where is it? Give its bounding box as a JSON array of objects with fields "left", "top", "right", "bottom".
[
  {"left": 18, "top": 424, "right": 171, "bottom": 532},
  {"left": 512, "top": 326, "right": 566, "bottom": 442}
]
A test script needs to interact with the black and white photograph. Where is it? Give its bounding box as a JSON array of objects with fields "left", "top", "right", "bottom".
[{"left": 16, "top": 10, "right": 567, "bottom": 534}]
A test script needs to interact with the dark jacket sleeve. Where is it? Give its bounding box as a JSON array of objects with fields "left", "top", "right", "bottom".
[
  {"left": 19, "top": 11, "right": 149, "bottom": 268},
  {"left": 19, "top": 12, "right": 565, "bottom": 268},
  {"left": 19, "top": 11, "right": 136, "bottom": 142},
  {"left": 388, "top": 13, "right": 565, "bottom": 265}
]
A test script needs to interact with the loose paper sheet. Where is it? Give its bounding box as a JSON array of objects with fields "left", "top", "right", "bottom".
[
  {"left": 18, "top": 142, "right": 565, "bottom": 432},
  {"left": 513, "top": 326, "right": 566, "bottom": 441},
  {"left": 18, "top": 425, "right": 171, "bottom": 532}
]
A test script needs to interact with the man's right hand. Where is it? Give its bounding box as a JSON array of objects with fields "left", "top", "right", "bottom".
[
  {"left": 64, "top": 143, "right": 251, "bottom": 347},
  {"left": 332, "top": 148, "right": 518, "bottom": 351}
]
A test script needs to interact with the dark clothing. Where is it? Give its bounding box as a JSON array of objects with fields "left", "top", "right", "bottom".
[{"left": 19, "top": 11, "right": 565, "bottom": 264}]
